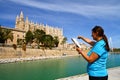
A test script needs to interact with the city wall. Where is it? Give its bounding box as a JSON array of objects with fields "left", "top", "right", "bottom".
[{"left": 0, "top": 47, "right": 79, "bottom": 59}]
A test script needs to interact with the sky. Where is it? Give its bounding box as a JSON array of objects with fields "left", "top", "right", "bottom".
[{"left": 0, "top": 0, "right": 120, "bottom": 48}]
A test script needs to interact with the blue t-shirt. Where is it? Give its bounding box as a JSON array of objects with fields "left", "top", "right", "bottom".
[{"left": 87, "top": 39, "right": 108, "bottom": 77}]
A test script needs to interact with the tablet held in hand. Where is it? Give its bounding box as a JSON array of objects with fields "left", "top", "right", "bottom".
[{"left": 71, "top": 38, "right": 81, "bottom": 48}]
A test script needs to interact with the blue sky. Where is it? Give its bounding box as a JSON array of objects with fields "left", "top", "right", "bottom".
[{"left": 0, "top": 0, "right": 120, "bottom": 48}]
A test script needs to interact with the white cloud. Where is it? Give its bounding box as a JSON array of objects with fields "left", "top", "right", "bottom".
[{"left": 9, "top": 0, "right": 120, "bottom": 18}]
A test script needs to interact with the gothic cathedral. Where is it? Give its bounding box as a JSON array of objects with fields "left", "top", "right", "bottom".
[{"left": 12, "top": 11, "right": 64, "bottom": 47}]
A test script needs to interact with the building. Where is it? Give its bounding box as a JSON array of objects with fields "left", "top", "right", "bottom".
[
  {"left": 3, "top": 11, "right": 64, "bottom": 47},
  {"left": 67, "top": 43, "right": 90, "bottom": 50}
]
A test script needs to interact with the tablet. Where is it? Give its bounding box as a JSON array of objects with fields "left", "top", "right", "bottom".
[{"left": 71, "top": 38, "right": 81, "bottom": 48}]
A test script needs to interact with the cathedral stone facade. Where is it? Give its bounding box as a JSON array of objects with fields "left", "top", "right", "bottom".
[{"left": 12, "top": 11, "right": 64, "bottom": 47}]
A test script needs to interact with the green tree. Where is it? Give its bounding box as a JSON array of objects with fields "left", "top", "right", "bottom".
[
  {"left": 34, "top": 29, "right": 46, "bottom": 48},
  {"left": 17, "top": 39, "right": 24, "bottom": 45},
  {"left": 0, "top": 27, "right": 13, "bottom": 44},
  {"left": 25, "top": 30, "right": 34, "bottom": 45},
  {"left": 34, "top": 29, "right": 46, "bottom": 42},
  {"left": 61, "top": 37, "right": 67, "bottom": 48},
  {"left": 0, "top": 27, "right": 5, "bottom": 43},
  {"left": 53, "top": 36, "right": 59, "bottom": 47},
  {"left": 41, "top": 35, "right": 54, "bottom": 49}
]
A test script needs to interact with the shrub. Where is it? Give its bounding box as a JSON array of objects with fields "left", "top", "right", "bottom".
[{"left": 13, "top": 44, "right": 17, "bottom": 50}]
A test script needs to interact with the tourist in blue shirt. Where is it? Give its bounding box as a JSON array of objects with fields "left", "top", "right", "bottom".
[{"left": 76, "top": 26, "right": 110, "bottom": 80}]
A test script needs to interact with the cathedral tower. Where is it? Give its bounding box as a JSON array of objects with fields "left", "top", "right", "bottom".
[{"left": 15, "top": 11, "right": 25, "bottom": 30}]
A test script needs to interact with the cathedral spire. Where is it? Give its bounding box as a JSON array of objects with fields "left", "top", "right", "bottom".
[
  {"left": 20, "top": 11, "right": 24, "bottom": 19},
  {"left": 16, "top": 15, "right": 19, "bottom": 22},
  {"left": 19, "top": 11, "right": 24, "bottom": 22},
  {"left": 15, "top": 15, "right": 19, "bottom": 28}
]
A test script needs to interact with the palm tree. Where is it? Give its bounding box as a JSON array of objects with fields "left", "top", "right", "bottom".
[{"left": 61, "top": 37, "right": 67, "bottom": 48}]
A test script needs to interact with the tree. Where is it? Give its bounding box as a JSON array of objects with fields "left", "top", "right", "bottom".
[
  {"left": 41, "top": 35, "right": 54, "bottom": 49},
  {"left": 33, "top": 29, "right": 46, "bottom": 48},
  {"left": 0, "top": 27, "right": 13, "bottom": 44},
  {"left": 25, "top": 30, "right": 34, "bottom": 45},
  {"left": 17, "top": 39, "right": 24, "bottom": 45},
  {"left": 0, "top": 27, "right": 5, "bottom": 43},
  {"left": 61, "top": 37, "right": 67, "bottom": 48},
  {"left": 53, "top": 36, "right": 59, "bottom": 47}
]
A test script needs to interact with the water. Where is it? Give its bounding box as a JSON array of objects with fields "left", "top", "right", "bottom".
[{"left": 0, "top": 53, "right": 120, "bottom": 80}]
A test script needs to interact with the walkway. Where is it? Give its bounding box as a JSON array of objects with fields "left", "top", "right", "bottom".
[{"left": 56, "top": 67, "right": 120, "bottom": 80}]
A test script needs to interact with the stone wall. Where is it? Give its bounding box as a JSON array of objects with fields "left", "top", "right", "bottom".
[{"left": 0, "top": 47, "right": 78, "bottom": 59}]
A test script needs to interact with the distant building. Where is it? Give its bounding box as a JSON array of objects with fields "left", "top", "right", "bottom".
[
  {"left": 67, "top": 43, "right": 90, "bottom": 50},
  {"left": 2, "top": 11, "right": 64, "bottom": 47}
]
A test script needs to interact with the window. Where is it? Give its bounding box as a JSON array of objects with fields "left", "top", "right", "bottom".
[{"left": 17, "top": 35, "right": 19, "bottom": 37}]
